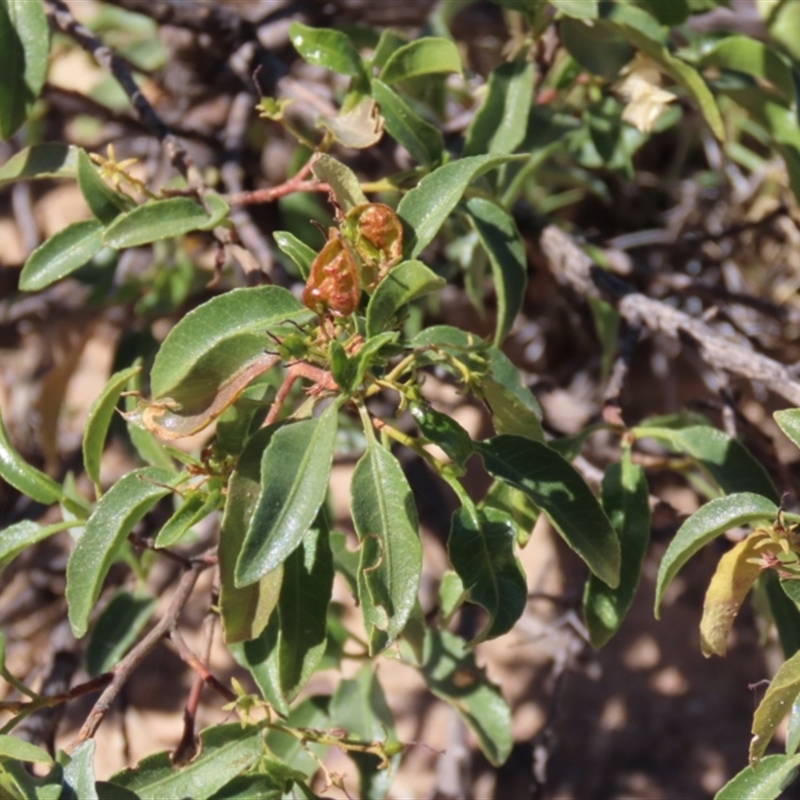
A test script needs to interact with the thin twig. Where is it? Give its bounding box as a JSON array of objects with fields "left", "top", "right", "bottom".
[{"left": 169, "top": 629, "right": 236, "bottom": 704}]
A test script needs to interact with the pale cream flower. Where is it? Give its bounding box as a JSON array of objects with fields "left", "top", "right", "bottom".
[{"left": 615, "top": 53, "right": 677, "bottom": 133}]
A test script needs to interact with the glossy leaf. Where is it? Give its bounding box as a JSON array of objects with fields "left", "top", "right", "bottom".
[
  {"left": 109, "top": 723, "right": 265, "bottom": 800},
  {"left": 83, "top": 366, "right": 141, "bottom": 490},
  {"left": 273, "top": 230, "right": 316, "bottom": 279},
  {"left": 584, "top": 458, "right": 651, "bottom": 648},
  {"left": 66, "top": 467, "right": 175, "bottom": 638},
  {"left": 700, "top": 533, "right": 768, "bottom": 657},
  {"left": 448, "top": 502, "right": 527, "bottom": 643},
  {"left": 288, "top": 21, "right": 364, "bottom": 78},
  {"left": 76, "top": 148, "right": 130, "bottom": 224},
  {"left": 787, "top": 694, "right": 800, "bottom": 756},
  {"left": 716, "top": 754, "right": 800, "bottom": 800},
  {"left": 402, "top": 629, "right": 512, "bottom": 766},
  {"left": 310, "top": 154, "right": 368, "bottom": 213},
  {"left": 155, "top": 486, "right": 221, "bottom": 548},
  {"left": 235, "top": 404, "right": 339, "bottom": 586},
  {"left": 0, "top": 520, "right": 75, "bottom": 575},
  {"left": 103, "top": 198, "right": 213, "bottom": 249},
  {"left": 654, "top": 492, "right": 777, "bottom": 618},
  {"left": 632, "top": 424, "right": 780, "bottom": 502},
  {"left": 0, "top": 0, "right": 48, "bottom": 140},
  {"left": 351, "top": 439, "right": 422, "bottom": 654},
  {"left": 397, "top": 154, "right": 524, "bottom": 258},
  {"left": 85, "top": 590, "right": 156, "bottom": 676},
  {"left": 750, "top": 648, "right": 800, "bottom": 766},
  {"left": 371, "top": 79, "right": 443, "bottom": 166},
  {"left": 365, "top": 260, "right": 445, "bottom": 337},
  {"left": 479, "top": 479, "right": 540, "bottom": 547},
  {"left": 476, "top": 436, "right": 620, "bottom": 588},
  {"left": 465, "top": 197, "right": 527, "bottom": 345},
  {"left": 0, "top": 412, "right": 62, "bottom": 504},
  {"left": 0, "top": 143, "right": 78, "bottom": 186},
  {"left": 379, "top": 37, "right": 461, "bottom": 84},
  {"left": 62, "top": 740, "right": 98, "bottom": 800},
  {"left": 20, "top": 219, "right": 105, "bottom": 292},
  {"left": 410, "top": 403, "right": 473, "bottom": 467},
  {"left": 219, "top": 428, "right": 283, "bottom": 644},
  {"left": 775, "top": 409, "right": 800, "bottom": 451},
  {"left": 486, "top": 347, "right": 543, "bottom": 418},
  {"left": 464, "top": 56, "right": 534, "bottom": 157},
  {"left": 0, "top": 736, "right": 52, "bottom": 765},
  {"left": 238, "top": 616, "right": 289, "bottom": 716}
]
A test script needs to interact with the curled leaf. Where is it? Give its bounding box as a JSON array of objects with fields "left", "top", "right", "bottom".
[{"left": 317, "top": 98, "right": 384, "bottom": 149}]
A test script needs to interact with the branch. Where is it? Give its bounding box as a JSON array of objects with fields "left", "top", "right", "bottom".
[{"left": 540, "top": 225, "right": 800, "bottom": 408}]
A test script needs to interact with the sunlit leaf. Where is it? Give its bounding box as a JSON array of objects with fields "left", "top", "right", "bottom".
[
  {"left": 716, "top": 754, "right": 800, "bottom": 800},
  {"left": 77, "top": 148, "right": 131, "bottom": 224},
  {"left": 379, "top": 37, "right": 462, "bottom": 84},
  {"left": 310, "top": 154, "right": 368, "bottom": 213},
  {"left": 750, "top": 649, "right": 800, "bottom": 766},
  {"left": 288, "top": 21, "right": 364, "bottom": 78},
  {"left": 0, "top": 412, "right": 62, "bottom": 504},
  {"left": 0, "top": 143, "right": 78, "bottom": 186}
]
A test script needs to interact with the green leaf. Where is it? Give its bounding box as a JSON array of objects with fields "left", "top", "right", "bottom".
[
  {"left": 149, "top": 285, "right": 310, "bottom": 406},
  {"left": 0, "top": 736, "right": 53, "bottom": 765},
  {"left": 448, "top": 502, "right": 527, "bottom": 643},
  {"left": 124, "top": 368, "right": 175, "bottom": 471},
  {"left": 410, "top": 403, "right": 473, "bottom": 467},
  {"left": 235, "top": 404, "right": 339, "bottom": 586},
  {"left": 0, "top": 143, "right": 78, "bottom": 186},
  {"left": 0, "top": 761, "right": 62, "bottom": 800},
  {"left": 379, "top": 37, "right": 462, "bottom": 84},
  {"left": 699, "top": 35, "right": 794, "bottom": 102},
  {"left": 83, "top": 366, "right": 141, "bottom": 490},
  {"left": 265, "top": 696, "right": 330, "bottom": 775},
  {"left": 716, "top": 754, "right": 800, "bottom": 800},
  {"left": 85, "top": 590, "right": 156, "bottom": 677},
  {"left": 0, "top": 0, "right": 48, "bottom": 140},
  {"left": 584, "top": 457, "right": 651, "bottom": 647},
  {"left": 560, "top": 17, "right": 633, "bottom": 81},
  {"left": 479, "top": 479, "right": 540, "bottom": 547},
  {"left": 787, "top": 693, "right": 800, "bottom": 756},
  {"left": 66, "top": 467, "right": 175, "bottom": 638},
  {"left": 464, "top": 197, "right": 527, "bottom": 345},
  {"left": 109, "top": 723, "right": 264, "bottom": 800},
  {"left": 273, "top": 231, "right": 316, "bottom": 280},
  {"left": 310, "top": 154, "right": 368, "bottom": 213},
  {"left": 398, "top": 154, "right": 524, "bottom": 258},
  {"left": 219, "top": 427, "right": 283, "bottom": 644},
  {"left": 371, "top": 80, "right": 443, "bottom": 166},
  {"left": 0, "top": 520, "right": 75, "bottom": 575},
  {"left": 551, "top": 0, "right": 598, "bottom": 18},
  {"left": 476, "top": 436, "right": 620, "bottom": 588},
  {"left": 207, "top": 775, "right": 283, "bottom": 800},
  {"left": 632, "top": 424, "right": 780, "bottom": 502},
  {"left": 365, "top": 260, "right": 445, "bottom": 337},
  {"left": 76, "top": 149, "right": 130, "bottom": 224},
  {"left": 103, "top": 198, "right": 213, "bottom": 249},
  {"left": 62, "top": 740, "right": 98, "bottom": 800},
  {"left": 751, "top": 649, "right": 800, "bottom": 766},
  {"left": 288, "top": 21, "right": 364, "bottom": 78},
  {"left": 464, "top": 56, "right": 534, "bottom": 157},
  {"left": 764, "top": 571, "right": 800, "bottom": 659},
  {"left": 155, "top": 487, "right": 221, "bottom": 548},
  {"left": 401, "top": 629, "right": 512, "bottom": 766},
  {"left": 775, "top": 409, "right": 800, "bottom": 451},
  {"left": 0, "top": 412, "right": 62, "bottom": 504},
  {"left": 351, "top": 439, "right": 422, "bottom": 654},
  {"left": 276, "top": 523, "right": 333, "bottom": 700},
  {"left": 238, "top": 616, "right": 288, "bottom": 716},
  {"left": 20, "top": 219, "right": 105, "bottom": 292},
  {"left": 640, "top": 0, "right": 689, "bottom": 25},
  {"left": 654, "top": 492, "right": 777, "bottom": 618},
  {"left": 588, "top": 297, "right": 620, "bottom": 380}
]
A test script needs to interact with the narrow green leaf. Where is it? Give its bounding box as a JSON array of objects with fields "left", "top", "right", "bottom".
[
  {"left": 265, "top": 696, "right": 330, "bottom": 775},
  {"left": 464, "top": 197, "right": 527, "bottom": 345},
  {"left": 0, "top": 760, "right": 63, "bottom": 800},
  {"left": 716, "top": 754, "right": 800, "bottom": 800},
  {"left": 479, "top": 479, "right": 540, "bottom": 547},
  {"left": 641, "top": 0, "right": 689, "bottom": 25},
  {"left": 0, "top": 520, "right": 75, "bottom": 574},
  {"left": 103, "top": 198, "right": 212, "bottom": 249},
  {"left": 0, "top": 0, "right": 48, "bottom": 140},
  {"left": 277, "top": 523, "right": 333, "bottom": 700},
  {"left": 477, "top": 436, "right": 620, "bottom": 587},
  {"left": 124, "top": 368, "right": 175, "bottom": 471},
  {"left": 397, "top": 154, "right": 524, "bottom": 258},
  {"left": 371, "top": 79, "right": 443, "bottom": 166},
  {"left": 219, "top": 428, "right": 283, "bottom": 644},
  {"left": 763, "top": 571, "right": 800, "bottom": 660},
  {"left": 464, "top": 56, "right": 534, "bottom": 157},
  {"left": 0, "top": 143, "right": 78, "bottom": 186},
  {"left": 154, "top": 487, "right": 220, "bottom": 548},
  {"left": 273, "top": 231, "right": 316, "bottom": 279},
  {"left": 62, "top": 740, "right": 98, "bottom": 800},
  {"left": 288, "top": 21, "right": 364, "bottom": 78},
  {"left": 310, "top": 154, "right": 368, "bottom": 213},
  {"left": 448, "top": 502, "right": 527, "bottom": 643},
  {"left": 486, "top": 347, "right": 543, "bottom": 418},
  {"left": 401, "top": 629, "right": 512, "bottom": 766},
  {"left": 0, "top": 412, "right": 62, "bottom": 504},
  {"left": 379, "top": 37, "right": 462, "bottom": 84},
  {"left": 20, "top": 219, "right": 105, "bottom": 292},
  {"left": 584, "top": 458, "right": 651, "bottom": 647},
  {"left": 775, "top": 409, "right": 800, "bottom": 451},
  {"left": 351, "top": 440, "right": 422, "bottom": 654},
  {"left": 654, "top": 492, "right": 777, "bottom": 618},
  {"left": 149, "top": 285, "right": 310, "bottom": 406},
  {"left": 751, "top": 649, "right": 800, "bottom": 766},
  {"left": 551, "top": 0, "right": 598, "bottom": 18},
  {"left": 83, "top": 366, "right": 141, "bottom": 490},
  {"left": 207, "top": 775, "right": 283, "bottom": 800},
  {"left": 109, "top": 723, "right": 264, "bottom": 800},
  {"left": 410, "top": 403, "right": 473, "bottom": 467},
  {"left": 365, "top": 260, "right": 445, "bottom": 337},
  {"left": 198, "top": 193, "right": 230, "bottom": 230},
  {"left": 76, "top": 149, "right": 130, "bottom": 224},
  {"left": 632, "top": 424, "right": 780, "bottom": 502},
  {"left": 0, "top": 736, "right": 53, "bottom": 765},
  {"left": 238, "top": 616, "right": 289, "bottom": 716},
  {"left": 85, "top": 591, "right": 155, "bottom": 677},
  {"left": 66, "top": 467, "right": 175, "bottom": 638},
  {"left": 235, "top": 404, "right": 339, "bottom": 586},
  {"left": 560, "top": 17, "right": 632, "bottom": 81},
  {"left": 787, "top": 694, "right": 800, "bottom": 756},
  {"left": 96, "top": 782, "right": 140, "bottom": 800}
]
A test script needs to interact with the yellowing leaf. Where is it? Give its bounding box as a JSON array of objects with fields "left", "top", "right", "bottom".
[{"left": 700, "top": 533, "right": 776, "bottom": 657}]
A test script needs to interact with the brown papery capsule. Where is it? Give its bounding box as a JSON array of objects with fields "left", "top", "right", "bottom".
[
  {"left": 345, "top": 203, "right": 403, "bottom": 290},
  {"left": 302, "top": 229, "right": 360, "bottom": 318}
]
